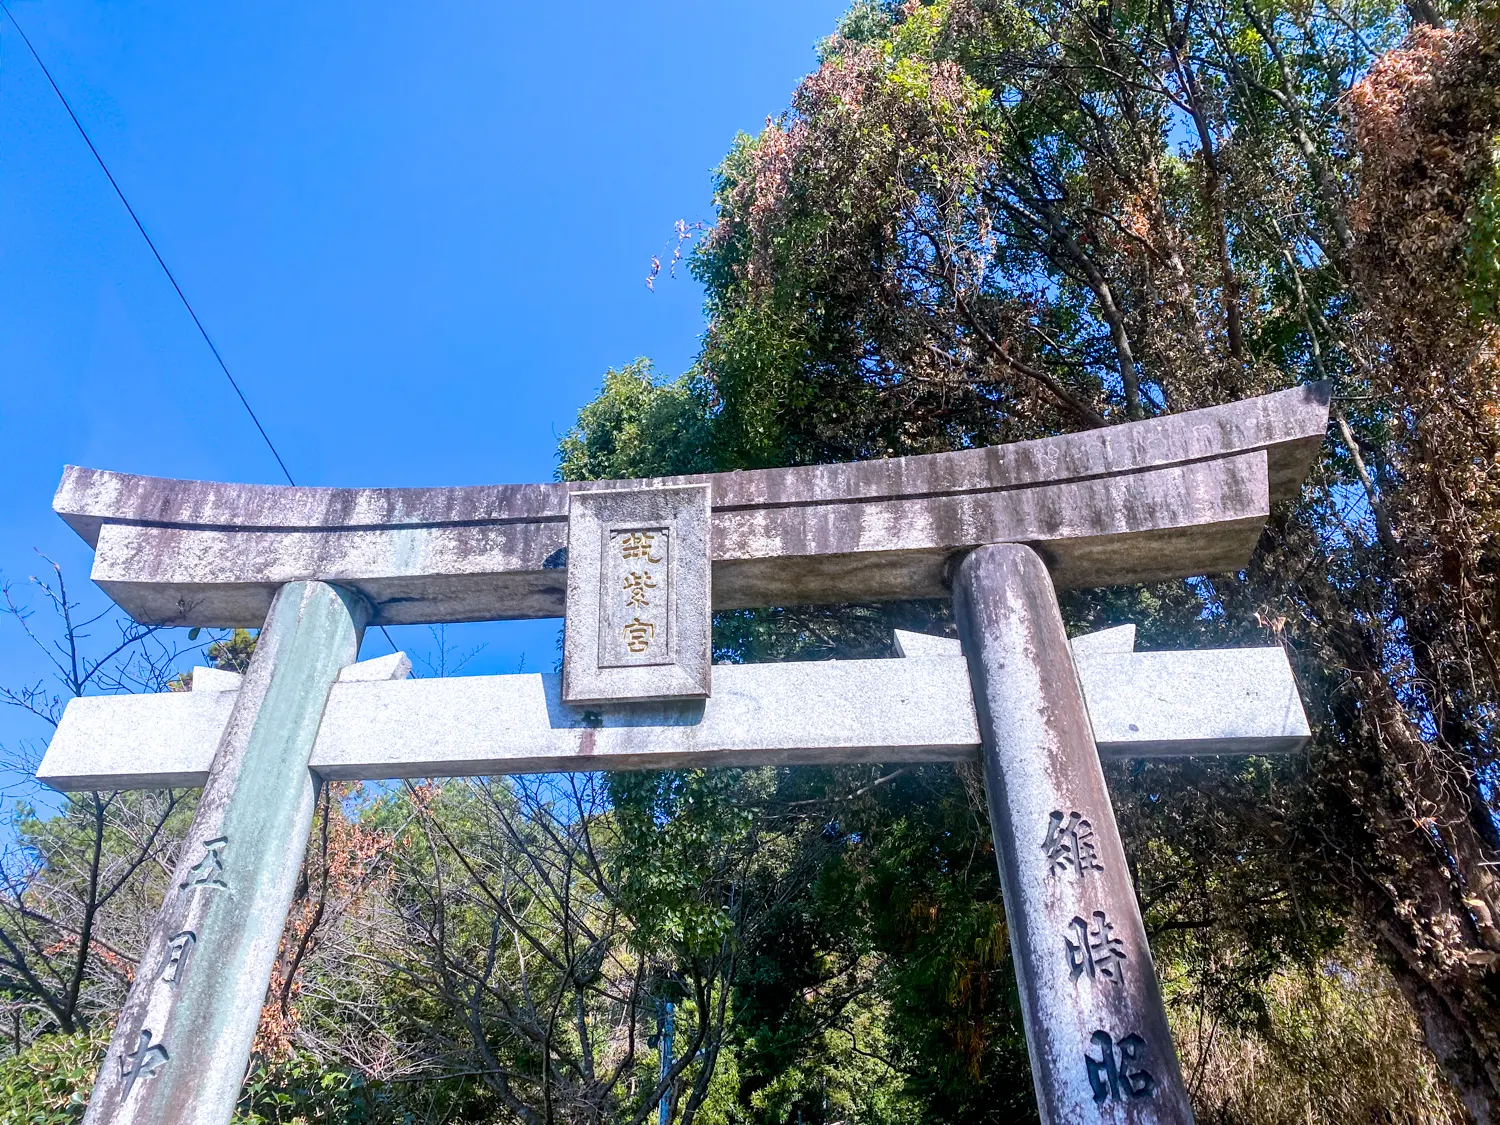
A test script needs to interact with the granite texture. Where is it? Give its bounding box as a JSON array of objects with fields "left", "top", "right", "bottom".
[
  {"left": 562, "top": 485, "right": 712, "bottom": 703},
  {"left": 53, "top": 385, "right": 1331, "bottom": 627},
  {"left": 955, "top": 544, "right": 1194, "bottom": 1124},
  {"left": 38, "top": 634, "right": 1308, "bottom": 790}
]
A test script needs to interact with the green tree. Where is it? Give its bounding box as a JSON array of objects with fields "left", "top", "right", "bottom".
[
  {"left": 558, "top": 360, "right": 715, "bottom": 483},
  {"left": 565, "top": 0, "right": 1500, "bottom": 1118},
  {"left": 0, "top": 565, "right": 196, "bottom": 1048}
]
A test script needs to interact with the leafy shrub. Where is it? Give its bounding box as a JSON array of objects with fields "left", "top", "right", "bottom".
[{"left": 0, "top": 1028, "right": 107, "bottom": 1125}]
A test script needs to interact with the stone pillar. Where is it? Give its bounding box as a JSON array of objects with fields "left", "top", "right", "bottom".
[
  {"left": 953, "top": 544, "right": 1193, "bottom": 1125},
  {"left": 84, "top": 581, "right": 368, "bottom": 1125}
]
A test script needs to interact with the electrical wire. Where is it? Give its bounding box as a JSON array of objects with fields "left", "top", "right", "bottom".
[
  {"left": 3, "top": 7, "right": 409, "bottom": 657},
  {"left": 0, "top": 1, "right": 296, "bottom": 486}
]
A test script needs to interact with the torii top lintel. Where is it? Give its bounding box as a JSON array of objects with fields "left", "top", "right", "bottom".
[{"left": 54, "top": 383, "right": 1331, "bottom": 628}]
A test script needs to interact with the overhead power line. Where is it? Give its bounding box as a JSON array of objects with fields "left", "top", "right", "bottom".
[
  {"left": 0, "top": 1, "right": 297, "bottom": 486},
  {"left": 3, "top": 9, "right": 413, "bottom": 657}
]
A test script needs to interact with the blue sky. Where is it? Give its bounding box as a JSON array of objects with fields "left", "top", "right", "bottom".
[{"left": 0, "top": 0, "right": 847, "bottom": 773}]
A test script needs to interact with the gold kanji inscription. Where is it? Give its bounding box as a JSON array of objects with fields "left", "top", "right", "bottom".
[
  {"left": 620, "top": 531, "right": 662, "bottom": 563},
  {"left": 623, "top": 570, "right": 658, "bottom": 608},
  {"left": 622, "top": 618, "right": 656, "bottom": 653}
]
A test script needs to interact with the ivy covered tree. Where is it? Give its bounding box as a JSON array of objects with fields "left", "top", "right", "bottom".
[{"left": 562, "top": 0, "right": 1500, "bottom": 1118}]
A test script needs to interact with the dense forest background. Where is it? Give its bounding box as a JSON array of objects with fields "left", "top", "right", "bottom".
[{"left": 4, "top": 0, "right": 1500, "bottom": 1121}]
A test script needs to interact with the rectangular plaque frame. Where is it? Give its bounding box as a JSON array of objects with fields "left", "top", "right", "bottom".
[
  {"left": 563, "top": 484, "right": 711, "bottom": 704},
  {"left": 598, "top": 521, "right": 673, "bottom": 669}
]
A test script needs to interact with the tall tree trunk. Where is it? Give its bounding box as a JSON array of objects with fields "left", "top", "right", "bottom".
[
  {"left": 1386, "top": 934, "right": 1498, "bottom": 1125},
  {"left": 1316, "top": 626, "right": 1500, "bottom": 1122}
]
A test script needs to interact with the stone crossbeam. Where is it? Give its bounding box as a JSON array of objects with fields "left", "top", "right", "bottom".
[
  {"left": 52, "top": 385, "right": 1329, "bottom": 628},
  {"left": 36, "top": 629, "right": 1308, "bottom": 792}
]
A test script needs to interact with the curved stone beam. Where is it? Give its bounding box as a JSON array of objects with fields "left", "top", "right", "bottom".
[{"left": 54, "top": 384, "right": 1330, "bottom": 627}]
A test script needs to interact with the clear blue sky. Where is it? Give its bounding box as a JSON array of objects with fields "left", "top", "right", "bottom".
[{"left": 0, "top": 0, "right": 847, "bottom": 772}]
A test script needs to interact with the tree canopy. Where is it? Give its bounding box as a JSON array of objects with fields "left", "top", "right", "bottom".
[{"left": 557, "top": 0, "right": 1500, "bottom": 1118}]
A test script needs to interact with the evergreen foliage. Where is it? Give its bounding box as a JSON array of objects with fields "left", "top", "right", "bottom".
[{"left": 555, "top": 0, "right": 1500, "bottom": 1119}]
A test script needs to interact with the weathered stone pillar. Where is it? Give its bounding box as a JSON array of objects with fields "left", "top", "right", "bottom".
[
  {"left": 953, "top": 544, "right": 1193, "bottom": 1124},
  {"left": 84, "top": 580, "right": 368, "bottom": 1125}
]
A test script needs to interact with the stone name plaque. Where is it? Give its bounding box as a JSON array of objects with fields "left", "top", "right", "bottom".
[{"left": 563, "top": 484, "right": 711, "bottom": 704}]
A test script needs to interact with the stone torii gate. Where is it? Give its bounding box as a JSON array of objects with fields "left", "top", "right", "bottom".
[{"left": 37, "top": 383, "right": 1331, "bottom": 1125}]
